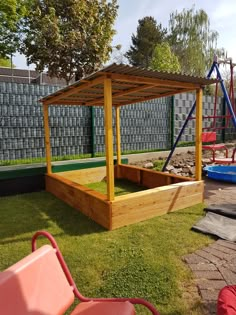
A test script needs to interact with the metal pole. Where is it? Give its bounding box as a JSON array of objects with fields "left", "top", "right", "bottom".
[
  {"left": 214, "top": 62, "right": 236, "bottom": 128},
  {"left": 162, "top": 61, "right": 218, "bottom": 172}
]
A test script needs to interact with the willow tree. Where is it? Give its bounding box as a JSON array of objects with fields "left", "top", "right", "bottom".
[
  {"left": 125, "top": 16, "right": 167, "bottom": 68},
  {"left": 168, "top": 7, "right": 223, "bottom": 76},
  {"left": 21, "top": 0, "right": 118, "bottom": 84}
]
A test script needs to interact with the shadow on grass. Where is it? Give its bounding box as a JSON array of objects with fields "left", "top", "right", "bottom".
[{"left": 0, "top": 191, "right": 105, "bottom": 243}]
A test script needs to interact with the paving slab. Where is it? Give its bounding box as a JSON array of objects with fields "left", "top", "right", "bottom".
[{"left": 184, "top": 177, "right": 236, "bottom": 314}]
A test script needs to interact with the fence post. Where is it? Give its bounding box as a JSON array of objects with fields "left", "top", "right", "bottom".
[
  {"left": 90, "top": 106, "right": 95, "bottom": 157},
  {"left": 170, "top": 96, "right": 174, "bottom": 148}
]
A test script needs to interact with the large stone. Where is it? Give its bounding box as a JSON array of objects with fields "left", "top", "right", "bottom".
[{"left": 143, "top": 162, "right": 154, "bottom": 169}]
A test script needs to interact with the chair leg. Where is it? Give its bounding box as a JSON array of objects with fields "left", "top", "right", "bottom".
[{"left": 225, "top": 148, "right": 228, "bottom": 158}]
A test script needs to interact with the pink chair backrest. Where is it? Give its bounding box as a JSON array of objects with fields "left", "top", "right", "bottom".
[
  {"left": 202, "top": 132, "right": 216, "bottom": 143},
  {"left": 0, "top": 245, "right": 74, "bottom": 315}
]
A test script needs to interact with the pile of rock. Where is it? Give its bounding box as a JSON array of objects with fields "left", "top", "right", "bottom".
[{"left": 142, "top": 151, "right": 211, "bottom": 178}]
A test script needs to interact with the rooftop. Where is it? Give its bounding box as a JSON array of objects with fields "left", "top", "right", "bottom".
[{"left": 40, "top": 63, "right": 218, "bottom": 107}]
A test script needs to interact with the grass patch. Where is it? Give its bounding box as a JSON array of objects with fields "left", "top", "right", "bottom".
[
  {"left": 153, "top": 159, "right": 165, "bottom": 171},
  {"left": 0, "top": 192, "right": 214, "bottom": 314},
  {"left": 86, "top": 179, "right": 146, "bottom": 196}
]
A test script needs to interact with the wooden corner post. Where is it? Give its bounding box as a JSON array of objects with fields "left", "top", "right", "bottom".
[
  {"left": 195, "top": 88, "right": 203, "bottom": 181},
  {"left": 43, "top": 103, "right": 52, "bottom": 174},
  {"left": 104, "top": 78, "right": 115, "bottom": 201}
]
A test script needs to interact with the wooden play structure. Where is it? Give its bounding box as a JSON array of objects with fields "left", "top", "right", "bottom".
[
  {"left": 41, "top": 64, "right": 217, "bottom": 230},
  {"left": 0, "top": 231, "right": 159, "bottom": 315}
]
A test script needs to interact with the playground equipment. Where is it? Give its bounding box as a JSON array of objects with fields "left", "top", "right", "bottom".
[
  {"left": 213, "top": 148, "right": 236, "bottom": 164},
  {"left": 162, "top": 56, "right": 236, "bottom": 172},
  {"left": 0, "top": 231, "right": 160, "bottom": 315},
  {"left": 41, "top": 63, "right": 216, "bottom": 230},
  {"left": 204, "top": 165, "right": 236, "bottom": 183},
  {"left": 202, "top": 131, "right": 228, "bottom": 162}
]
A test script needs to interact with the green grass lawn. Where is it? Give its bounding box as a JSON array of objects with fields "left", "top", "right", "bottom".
[
  {"left": 0, "top": 192, "right": 214, "bottom": 314},
  {"left": 86, "top": 179, "right": 147, "bottom": 196}
]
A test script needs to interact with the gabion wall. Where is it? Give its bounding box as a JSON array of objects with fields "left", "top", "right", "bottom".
[
  {"left": 174, "top": 93, "right": 236, "bottom": 142},
  {"left": 0, "top": 82, "right": 172, "bottom": 161}
]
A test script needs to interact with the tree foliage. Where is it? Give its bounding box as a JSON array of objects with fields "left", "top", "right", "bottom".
[
  {"left": 150, "top": 42, "right": 180, "bottom": 73},
  {"left": 0, "top": 57, "right": 12, "bottom": 67},
  {"left": 125, "top": 16, "right": 167, "bottom": 68},
  {"left": 0, "top": 0, "right": 26, "bottom": 58},
  {"left": 21, "top": 0, "right": 118, "bottom": 83},
  {"left": 168, "top": 7, "right": 223, "bottom": 76}
]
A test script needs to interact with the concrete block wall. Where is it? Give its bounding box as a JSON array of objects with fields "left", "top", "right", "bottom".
[
  {"left": 0, "top": 82, "right": 172, "bottom": 161},
  {"left": 174, "top": 93, "right": 227, "bottom": 142}
]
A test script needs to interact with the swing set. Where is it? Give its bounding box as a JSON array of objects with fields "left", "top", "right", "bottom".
[{"left": 162, "top": 56, "right": 236, "bottom": 171}]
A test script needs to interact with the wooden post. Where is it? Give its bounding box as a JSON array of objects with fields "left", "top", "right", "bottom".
[
  {"left": 104, "top": 78, "right": 114, "bottom": 201},
  {"left": 195, "top": 88, "right": 203, "bottom": 181},
  {"left": 43, "top": 103, "right": 52, "bottom": 174},
  {"left": 116, "top": 106, "right": 121, "bottom": 165}
]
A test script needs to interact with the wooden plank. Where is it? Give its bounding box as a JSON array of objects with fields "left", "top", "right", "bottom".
[
  {"left": 119, "top": 165, "right": 141, "bottom": 184},
  {"left": 116, "top": 106, "right": 121, "bottom": 166},
  {"left": 85, "top": 84, "right": 156, "bottom": 106},
  {"left": 44, "top": 76, "right": 105, "bottom": 105},
  {"left": 111, "top": 181, "right": 204, "bottom": 229},
  {"left": 116, "top": 87, "right": 198, "bottom": 107},
  {"left": 195, "top": 88, "right": 203, "bottom": 181},
  {"left": 46, "top": 174, "right": 111, "bottom": 229},
  {"left": 104, "top": 78, "right": 115, "bottom": 201},
  {"left": 56, "top": 167, "right": 107, "bottom": 185},
  {"left": 109, "top": 73, "right": 201, "bottom": 89},
  {"left": 118, "top": 165, "right": 191, "bottom": 187},
  {"left": 43, "top": 104, "right": 52, "bottom": 173}
]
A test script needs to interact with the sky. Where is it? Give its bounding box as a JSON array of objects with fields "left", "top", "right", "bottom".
[{"left": 13, "top": 0, "right": 236, "bottom": 70}]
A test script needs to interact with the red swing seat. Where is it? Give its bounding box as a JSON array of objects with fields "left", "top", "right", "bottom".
[
  {"left": 202, "top": 132, "right": 228, "bottom": 162},
  {"left": 0, "top": 231, "right": 160, "bottom": 315}
]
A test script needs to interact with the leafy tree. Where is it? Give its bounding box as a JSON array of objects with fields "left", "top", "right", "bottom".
[
  {"left": 168, "top": 6, "right": 223, "bottom": 76},
  {"left": 21, "top": 0, "right": 118, "bottom": 84},
  {"left": 150, "top": 42, "right": 180, "bottom": 73},
  {"left": 125, "top": 16, "right": 167, "bottom": 68},
  {"left": 0, "top": 0, "right": 26, "bottom": 58},
  {"left": 0, "top": 57, "right": 12, "bottom": 67}
]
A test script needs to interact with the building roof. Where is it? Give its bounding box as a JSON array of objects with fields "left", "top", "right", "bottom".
[
  {"left": 40, "top": 63, "right": 218, "bottom": 107},
  {"left": 0, "top": 67, "right": 68, "bottom": 85}
]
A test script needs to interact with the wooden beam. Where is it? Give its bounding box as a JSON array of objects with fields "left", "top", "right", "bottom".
[
  {"left": 50, "top": 100, "right": 103, "bottom": 106},
  {"left": 104, "top": 78, "right": 115, "bottom": 201},
  {"left": 195, "top": 88, "right": 203, "bottom": 181},
  {"left": 86, "top": 84, "right": 156, "bottom": 106},
  {"left": 107, "top": 73, "right": 201, "bottom": 89},
  {"left": 43, "top": 104, "right": 52, "bottom": 173},
  {"left": 116, "top": 106, "right": 121, "bottom": 165},
  {"left": 116, "top": 87, "right": 197, "bottom": 107},
  {"left": 43, "top": 76, "right": 105, "bottom": 105}
]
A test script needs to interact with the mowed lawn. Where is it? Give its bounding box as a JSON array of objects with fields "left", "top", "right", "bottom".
[{"left": 0, "top": 191, "right": 214, "bottom": 314}]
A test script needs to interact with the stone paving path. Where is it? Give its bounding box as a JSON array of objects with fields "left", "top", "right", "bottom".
[
  {"left": 183, "top": 177, "right": 236, "bottom": 314},
  {"left": 184, "top": 239, "right": 236, "bottom": 314}
]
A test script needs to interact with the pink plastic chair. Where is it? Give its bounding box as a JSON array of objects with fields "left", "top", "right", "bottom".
[
  {"left": 0, "top": 231, "right": 160, "bottom": 315},
  {"left": 202, "top": 132, "right": 228, "bottom": 162}
]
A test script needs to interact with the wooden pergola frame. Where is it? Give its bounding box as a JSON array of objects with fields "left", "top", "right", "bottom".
[{"left": 41, "top": 64, "right": 216, "bottom": 230}]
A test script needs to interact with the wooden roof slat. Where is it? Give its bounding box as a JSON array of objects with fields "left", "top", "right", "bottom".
[
  {"left": 40, "top": 63, "right": 218, "bottom": 106},
  {"left": 109, "top": 73, "right": 201, "bottom": 89},
  {"left": 85, "top": 84, "right": 155, "bottom": 106},
  {"left": 43, "top": 76, "right": 105, "bottom": 105}
]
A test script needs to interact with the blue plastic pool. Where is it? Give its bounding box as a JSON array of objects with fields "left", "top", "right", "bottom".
[{"left": 204, "top": 165, "right": 236, "bottom": 183}]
